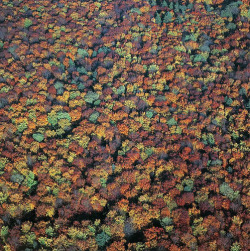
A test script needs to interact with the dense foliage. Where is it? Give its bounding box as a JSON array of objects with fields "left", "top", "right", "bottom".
[{"left": 0, "top": 0, "right": 249, "bottom": 250}]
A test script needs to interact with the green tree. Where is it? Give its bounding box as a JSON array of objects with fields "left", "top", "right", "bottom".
[
  {"left": 163, "top": 12, "right": 173, "bottom": 23},
  {"left": 24, "top": 18, "right": 33, "bottom": 28},
  {"left": 162, "top": 1, "right": 168, "bottom": 7},
  {"left": 155, "top": 13, "right": 162, "bottom": 24},
  {"left": 220, "top": 183, "right": 240, "bottom": 201},
  {"left": 151, "top": 0, "right": 157, "bottom": 6},
  {"left": 231, "top": 242, "right": 241, "bottom": 251},
  {"left": 95, "top": 231, "right": 110, "bottom": 247},
  {"left": 1, "top": 226, "right": 8, "bottom": 239}
]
